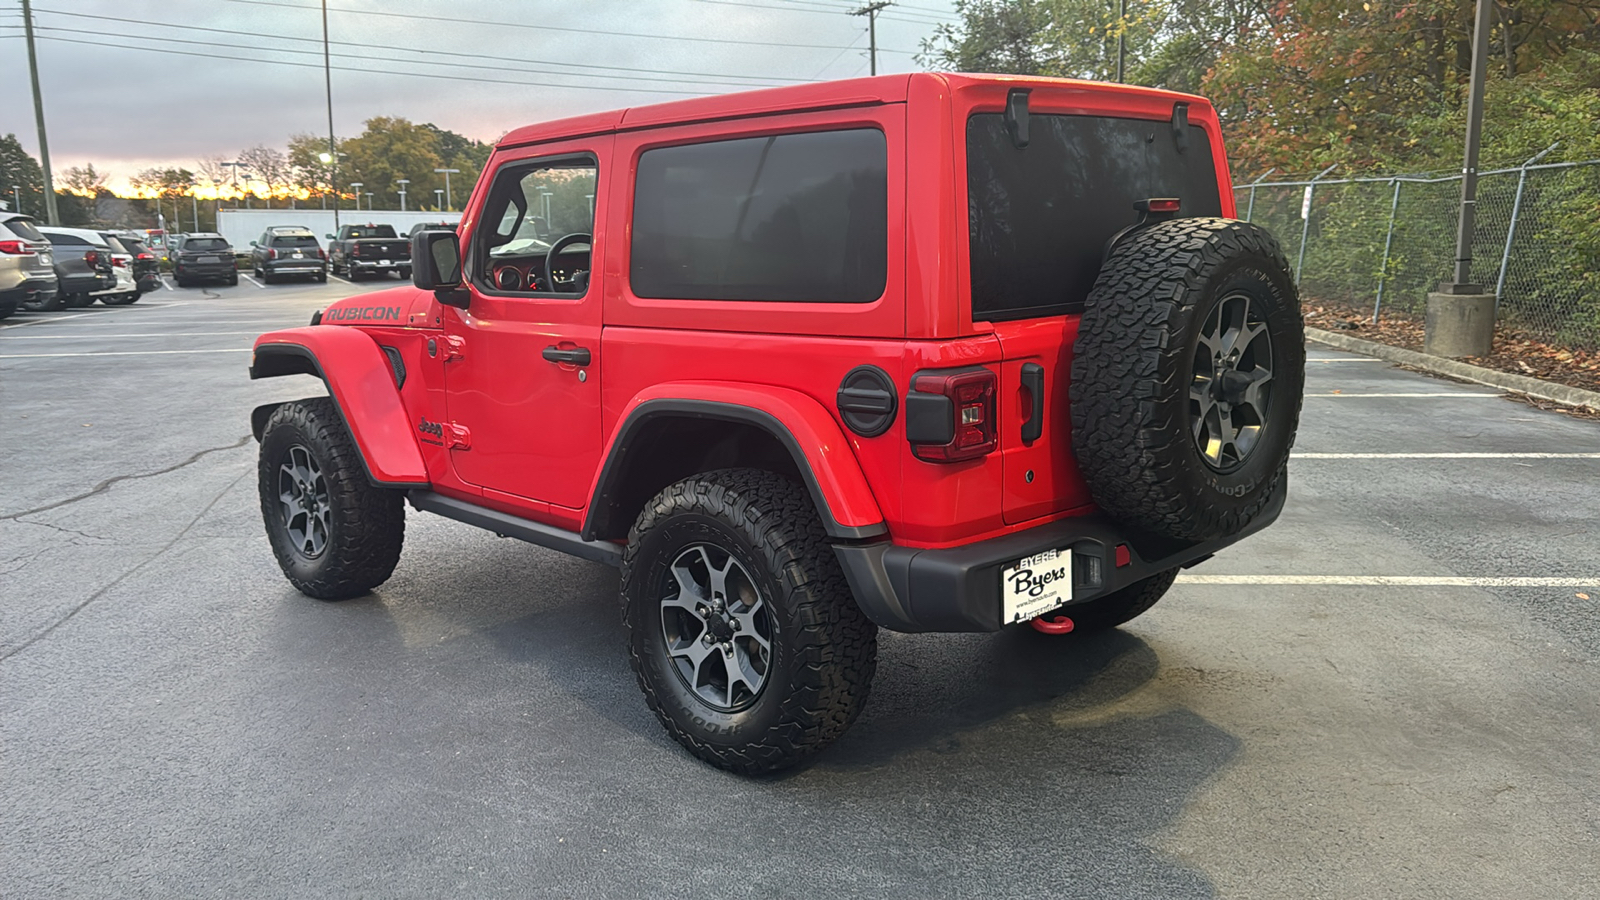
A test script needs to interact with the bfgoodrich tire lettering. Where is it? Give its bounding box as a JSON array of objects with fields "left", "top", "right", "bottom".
[
  {"left": 622, "top": 468, "right": 877, "bottom": 775},
  {"left": 258, "top": 398, "right": 405, "bottom": 599},
  {"left": 1070, "top": 218, "right": 1305, "bottom": 542}
]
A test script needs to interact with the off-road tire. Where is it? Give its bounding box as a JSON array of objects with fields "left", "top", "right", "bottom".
[
  {"left": 1060, "top": 568, "right": 1179, "bottom": 634},
  {"left": 258, "top": 398, "right": 405, "bottom": 600},
  {"left": 621, "top": 468, "right": 877, "bottom": 775},
  {"left": 316, "top": 272, "right": 328, "bottom": 283},
  {"left": 1070, "top": 218, "right": 1304, "bottom": 542}
]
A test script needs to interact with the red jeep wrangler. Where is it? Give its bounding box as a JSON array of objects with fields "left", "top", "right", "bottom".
[{"left": 250, "top": 74, "right": 1304, "bottom": 774}]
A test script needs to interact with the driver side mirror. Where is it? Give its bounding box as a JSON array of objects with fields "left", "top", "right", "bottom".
[{"left": 412, "top": 229, "right": 470, "bottom": 309}]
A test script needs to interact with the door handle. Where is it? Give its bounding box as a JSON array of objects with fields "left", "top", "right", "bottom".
[
  {"left": 542, "top": 345, "right": 591, "bottom": 366},
  {"left": 1020, "top": 362, "right": 1045, "bottom": 444}
]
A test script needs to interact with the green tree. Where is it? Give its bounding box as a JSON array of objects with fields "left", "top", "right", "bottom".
[
  {"left": 0, "top": 134, "right": 47, "bottom": 218},
  {"left": 343, "top": 117, "right": 444, "bottom": 211}
]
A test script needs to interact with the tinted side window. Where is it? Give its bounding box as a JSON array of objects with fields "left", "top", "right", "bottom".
[
  {"left": 966, "top": 114, "right": 1222, "bottom": 321},
  {"left": 5, "top": 218, "right": 46, "bottom": 241},
  {"left": 45, "top": 234, "right": 89, "bottom": 246},
  {"left": 631, "top": 128, "right": 887, "bottom": 303}
]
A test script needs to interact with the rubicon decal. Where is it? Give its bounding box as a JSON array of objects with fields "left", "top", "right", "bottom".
[{"left": 323, "top": 305, "right": 403, "bottom": 323}]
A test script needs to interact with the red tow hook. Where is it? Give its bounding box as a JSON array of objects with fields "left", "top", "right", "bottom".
[{"left": 1030, "top": 614, "right": 1075, "bottom": 635}]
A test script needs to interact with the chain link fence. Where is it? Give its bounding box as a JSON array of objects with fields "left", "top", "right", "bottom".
[{"left": 1240, "top": 156, "right": 1600, "bottom": 350}]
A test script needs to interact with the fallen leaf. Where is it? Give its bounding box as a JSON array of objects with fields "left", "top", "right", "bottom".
[{"left": 1579, "top": 593, "right": 1592, "bottom": 601}]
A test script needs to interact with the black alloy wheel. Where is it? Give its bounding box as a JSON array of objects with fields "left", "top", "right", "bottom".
[{"left": 1190, "top": 290, "right": 1275, "bottom": 472}]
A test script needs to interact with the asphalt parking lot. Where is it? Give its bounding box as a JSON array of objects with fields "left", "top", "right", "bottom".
[{"left": 3, "top": 278, "right": 1598, "bottom": 899}]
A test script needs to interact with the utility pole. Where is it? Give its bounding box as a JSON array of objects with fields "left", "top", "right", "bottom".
[
  {"left": 1423, "top": 0, "right": 1496, "bottom": 358},
  {"left": 21, "top": 0, "right": 59, "bottom": 225},
  {"left": 850, "top": 2, "right": 892, "bottom": 77},
  {"left": 1115, "top": 0, "right": 1127, "bottom": 83},
  {"left": 322, "top": 0, "right": 340, "bottom": 229}
]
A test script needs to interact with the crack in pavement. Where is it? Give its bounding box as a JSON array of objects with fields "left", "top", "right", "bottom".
[
  {"left": 0, "top": 468, "right": 251, "bottom": 663},
  {"left": 0, "top": 435, "right": 253, "bottom": 522},
  {"left": 12, "top": 518, "right": 106, "bottom": 542}
]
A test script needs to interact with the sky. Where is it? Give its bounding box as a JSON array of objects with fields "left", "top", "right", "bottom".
[{"left": 0, "top": 0, "right": 957, "bottom": 193}]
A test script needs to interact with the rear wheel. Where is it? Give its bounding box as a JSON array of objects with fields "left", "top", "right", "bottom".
[
  {"left": 1057, "top": 568, "right": 1179, "bottom": 634},
  {"left": 622, "top": 469, "right": 877, "bottom": 775},
  {"left": 227, "top": 271, "right": 238, "bottom": 286},
  {"left": 258, "top": 398, "right": 405, "bottom": 599}
]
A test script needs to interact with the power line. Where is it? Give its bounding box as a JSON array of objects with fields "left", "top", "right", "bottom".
[
  {"left": 218, "top": 0, "right": 867, "bottom": 51},
  {"left": 26, "top": 23, "right": 798, "bottom": 90},
  {"left": 30, "top": 8, "right": 797, "bottom": 86},
  {"left": 29, "top": 34, "right": 726, "bottom": 96}
]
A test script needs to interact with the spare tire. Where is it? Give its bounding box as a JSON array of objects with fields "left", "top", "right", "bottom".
[{"left": 1069, "top": 218, "right": 1304, "bottom": 542}]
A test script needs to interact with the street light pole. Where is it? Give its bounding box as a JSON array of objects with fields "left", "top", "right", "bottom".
[
  {"left": 433, "top": 168, "right": 460, "bottom": 211},
  {"left": 322, "top": 0, "right": 340, "bottom": 229},
  {"left": 349, "top": 182, "right": 363, "bottom": 212},
  {"left": 396, "top": 178, "right": 409, "bottom": 211},
  {"left": 1116, "top": 0, "right": 1127, "bottom": 83},
  {"left": 1423, "top": 0, "right": 1497, "bottom": 358},
  {"left": 849, "top": 2, "right": 892, "bottom": 76},
  {"left": 21, "top": 0, "right": 60, "bottom": 225},
  {"left": 433, "top": 188, "right": 444, "bottom": 211}
]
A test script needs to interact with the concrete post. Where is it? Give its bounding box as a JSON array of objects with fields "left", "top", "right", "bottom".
[{"left": 1424, "top": 286, "right": 1497, "bottom": 357}]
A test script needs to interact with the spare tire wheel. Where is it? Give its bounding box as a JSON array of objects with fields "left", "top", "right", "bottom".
[{"left": 1069, "top": 218, "right": 1305, "bottom": 542}]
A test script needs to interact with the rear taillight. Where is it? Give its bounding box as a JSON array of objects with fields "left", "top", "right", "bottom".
[
  {"left": 317, "top": 248, "right": 326, "bottom": 259},
  {"left": 84, "top": 250, "right": 100, "bottom": 266},
  {"left": 137, "top": 251, "right": 154, "bottom": 260},
  {"left": 268, "top": 248, "right": 278, "bottom": 260},
  {"left": 112, "top": 256, "right": 128, "bottom": 267},
  {"left": 906, "top": 367, "right": 999, "bottom": 463},
  {"left": 0, "top": 240, "right": 28, "bottom": 254}
]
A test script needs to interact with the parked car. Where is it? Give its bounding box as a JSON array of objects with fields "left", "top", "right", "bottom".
[
  {"left": 0, "top": 212, "right": 59, "bottom": 317},
  {"left": 113, "top": 233, "right": 163, "bottom": 294},
  {"left": 249, "top": 227, "right": 328, "bottom": 283},
  {"left": 36, "top": 226, "right": 115, "bottom": 309},
  {"left": 326, "top": 224, "right": 409, "bottom": 280},
  {"left": 406, "top": 221, "right": 457, "bottom": 238},
  {"left": 250, "top": 74, "right": 1307, "bottom": 774},
  {"left": 170, "top": 232, "right": 237, "bottom": 287},
  {"left": 91, "top": 233, "right": 141, "bottom": 305}
]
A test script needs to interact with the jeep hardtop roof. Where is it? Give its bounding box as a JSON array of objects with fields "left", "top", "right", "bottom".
[{"left": 497, "top": 72, "right": 1212, "bottom": 150}]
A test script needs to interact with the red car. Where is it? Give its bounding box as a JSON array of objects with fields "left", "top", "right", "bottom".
[{"left": 250, "top": 74, "right": 1305, "bottom": 773}]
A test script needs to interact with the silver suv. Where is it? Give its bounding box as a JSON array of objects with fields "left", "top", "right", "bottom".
[{"left": 0, "top": 212, "right": 59, "bottom": 318}]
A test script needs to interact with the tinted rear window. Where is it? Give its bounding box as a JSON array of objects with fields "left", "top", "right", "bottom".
[
  {"left": 631, "top": 128, "right": 887, "bottom": 303},
  {"left": 102, "top": 236, "right": 128, "bottom": 254},
  {"left": 122, "top": 239, "right": 148, "bottom": 254},
  {"left": 347, "top": 226, "right": 397, "bottom": 239},
  {"left": 271, "top": 235, "right": 319, "bottom": 247},
  {"left": 186, "top": 238, "right": 229, "bottom": 251},
  {"left": 966, "top": 114, "right": 1222, "bottom": 321},
  {"left": 4, "top": 218, "right": 46, "bottom": 241}
]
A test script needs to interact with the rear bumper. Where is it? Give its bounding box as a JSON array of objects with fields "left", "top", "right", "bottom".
[
  {"left": 1, "top": 276, "right": 58, "bottom": 305},
  {"left": 834, "top": 490, "right": 1285, "bottom": 633},
  {"left": 348, "top": 259, "right": 408, "bottom": 271},
  {"left": 174, "top": 262, "right": 235, "bottom": 278},
  {"left": 264, "top": 261, "right": 326, "bottom": 275}
]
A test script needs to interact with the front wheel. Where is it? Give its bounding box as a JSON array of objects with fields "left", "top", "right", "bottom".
[
  {"left": 622, "top": 469, "right": 877, "bottom": 775},
  {"left": 258, "top": 398, "right": 405, "bottom": 599}
]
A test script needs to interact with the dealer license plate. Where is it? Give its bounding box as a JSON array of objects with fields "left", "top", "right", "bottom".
[
  {"left": 292, "top": 251, "right": 304, "bottom": 259},
  {"left": 379, "top": 258, "right": 391, "bottom": 267},
  {"left": 1000, "top": 548, "right": 1072, "bottom": 624},
  {"left": 198, "top": 255, "right": 219, "bottom": 264}
]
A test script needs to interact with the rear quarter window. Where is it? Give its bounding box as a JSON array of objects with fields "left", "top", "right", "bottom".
[
  {"left": 630, "top": 128, "right": 887, "bottom": 303},
  {"left": 966, "top": 113, "right": 1222, "bottom": 322}
]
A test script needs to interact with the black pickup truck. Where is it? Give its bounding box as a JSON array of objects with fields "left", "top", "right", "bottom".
[{"left": 326, "top": 224, "right": 410, "bottom": 280}]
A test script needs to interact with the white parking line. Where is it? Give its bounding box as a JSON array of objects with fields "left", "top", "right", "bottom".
[
  {"left": 1177, "top": 575, "right": 1598, "bottom": 587},
  {"left": 0, "top": 348, "right": 251, "bottom": 359},
  {"left": 0, "top": 312, "right": 98, "bottom": 329},
  {"left": 0, "top": 331, "right": 265, "bottom": 340},
  {"left": 161, "top": 277, "right": 176, "bottom": 290},
  {"left": 1303, "top": 392, "right": 1501, "bottom": 398},
  {"left": 1307, "top": 358, "right": 1383, "bottom": 362},
  {"left": 1295, "top": 452, "right": 1600, "bottom": 459},
  {"left": 330, "top": 274, "right": 357, "bottom": 286},
  {"left": 241, "top": 273, "right": 267, "bottom": 289}
]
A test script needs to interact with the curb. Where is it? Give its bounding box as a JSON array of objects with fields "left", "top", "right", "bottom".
[{"left": 1305, "top": 326, "right": 1600, "bottom": 412}]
